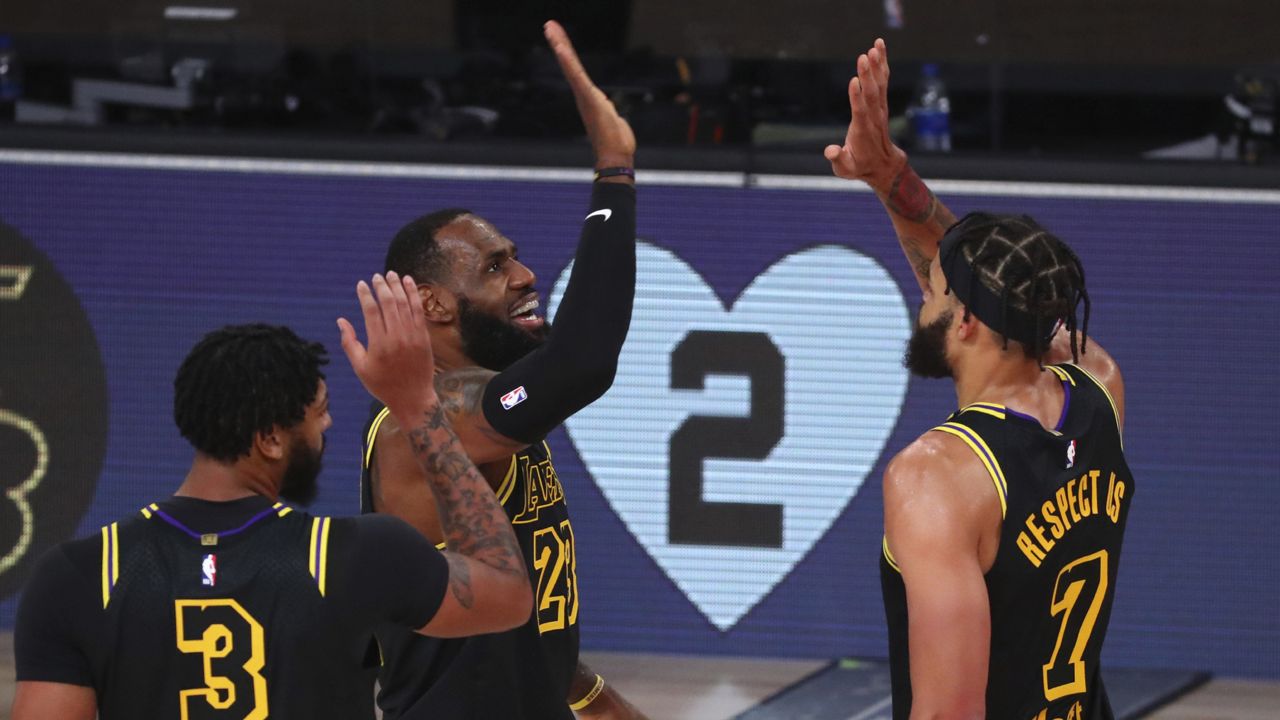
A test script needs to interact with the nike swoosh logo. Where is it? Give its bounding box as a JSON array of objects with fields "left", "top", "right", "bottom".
[{"left": 585, "top": 209, "right": 612, "bottom": 222}]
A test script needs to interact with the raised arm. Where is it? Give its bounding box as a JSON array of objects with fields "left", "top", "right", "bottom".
[
  {"left": 474, "top": 20, "right": 637, "bottom": 447},
  {"left": 340, "top": 272, "right": 531, "bottom": 636},
  {"left": 368, "top": 21, "right": 639, "bottom": 538},
  {"left": 824, "top": 39, "right": 957, "bottom": 295}
]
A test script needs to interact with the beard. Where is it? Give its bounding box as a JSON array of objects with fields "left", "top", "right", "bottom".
[
  {"left": 904, "top": 309, "right": 954, "bottom": 379},
  {"left": 456, "top": 296, "right": 549, "bottom": 371},
  {"left": 279, "top": 435, "right": 323, "bottom": 506}
]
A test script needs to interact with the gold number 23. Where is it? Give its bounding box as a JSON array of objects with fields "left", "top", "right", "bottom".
[
  {"left": 532, "top": 520, "right": 580, "bottom": 633},
  {"left": 174, "top": 599, "right": 269, "bottom": 720}
]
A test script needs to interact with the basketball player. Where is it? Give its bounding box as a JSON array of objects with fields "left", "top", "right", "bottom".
[
  {"left": 826, "top": 41, "right": 1133, "bottom": 719},
  {"left": 11, "top": 272, "right": 532, "bottom": 719},
  {"left": 360, "top": 21, "right": 646, "bottom": 720}
]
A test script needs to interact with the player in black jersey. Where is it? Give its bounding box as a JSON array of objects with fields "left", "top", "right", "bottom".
[
  {"left": 360, "top": 21, "right": 646, "bottom": 720},
  {"left": 11, "top": 273, "right": 532, "bottom": 720},
  {"left": 826, "top": 42, "right": 1133, "bottom": 719}
]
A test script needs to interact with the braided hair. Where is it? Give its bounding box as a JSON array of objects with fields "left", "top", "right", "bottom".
[
  {"left": 945, "top": 212, "right": 1090, "bottom": 362},
  {"left": 173, "top": 324, "right": 328, "bottom": 461}
]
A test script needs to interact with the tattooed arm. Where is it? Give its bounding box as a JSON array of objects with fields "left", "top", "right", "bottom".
[
  {"left": 340, "top": 272, "right": 531, "bottom": 637},
  {"left": 405, "top": 400, "right": 531, "bottom": 636},
  {"left": 370, "top": 366, "right": 518, "bottom": 545},
  {"left": 824, "top": 39, "right": 958, "bottom": 294}
]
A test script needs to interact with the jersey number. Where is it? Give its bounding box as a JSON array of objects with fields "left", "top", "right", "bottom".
[
  {"left": 175, "top": 599, "right": 269, "bottom": 720},
  {"left": 532, "top": 520, "right": 579, "bottom": 633},
  {"left": 1043, "top": 550, "right": 1109, "bottom": 701}
]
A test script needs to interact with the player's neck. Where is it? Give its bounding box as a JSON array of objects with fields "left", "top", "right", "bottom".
[
  {"left": 175, "top": 454, "right": 279, "bottom": 502},
  {"left": 427, "top": 324, "right": 474, "bottom": 372},
  {"left": 952, "top": 348, "right": 1044, "bottom": 410},
  {"left": 432, "top": 345, "right": 477, "bottom": 373}
]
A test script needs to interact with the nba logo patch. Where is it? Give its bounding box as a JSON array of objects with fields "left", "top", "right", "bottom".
[
  {"left": 1066, "top": 439, "right": 1077, "bottom": 469},
  {"left": 202, "top": 554, "right": 217, "bottom": 587},
  {"left": 500, "top": 386, "right": 528, "bottom": 410}
]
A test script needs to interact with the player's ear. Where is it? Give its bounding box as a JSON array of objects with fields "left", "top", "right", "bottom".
[
  {"left": 954, "top": 303, "right": 981, "bottom": 341},
  {"left": 253, "top": 427, "right": 288, "bottom": 462},
  {"left": 419, "top": 284, "right": 456, "bottom": 324}
]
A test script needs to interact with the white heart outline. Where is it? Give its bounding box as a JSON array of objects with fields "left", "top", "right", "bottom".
[{"left": 549, "top": 241, "right": 912, "bottom": 630}]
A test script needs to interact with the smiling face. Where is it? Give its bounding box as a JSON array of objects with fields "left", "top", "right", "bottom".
[{"left": 434, "top": 214, "right": 550, "bottom": 370}]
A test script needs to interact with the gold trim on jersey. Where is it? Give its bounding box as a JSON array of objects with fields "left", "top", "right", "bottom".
[
  {"left": 959, "top": 402, "right": 1007, "bottom": 420},
  {"left": 100, "top": 522, "right": 120, "bottom": 609},
  {"left": 364, "top": 406, "right": 392, "bottom": 469},
  {"left": 273, "top": 501, "right": 293, "bottom": 517},
  {"left": 496, "top": 453, "right": 518, "bottom": 506},
  {"left": 882, "top": 535, "right": 901, "bottom": 573},
  {"left": 1047, "top": 364, "right": 1076, "bottom": 386},
  {"left": 1064, "top": 363, "right": 1123, "bottom": 449},
  {"left": 932, "top": 422, "right": 1009, "bottom": 518},
  {"left": 309, "top": 517, "right": 332, "bottom": 597}
]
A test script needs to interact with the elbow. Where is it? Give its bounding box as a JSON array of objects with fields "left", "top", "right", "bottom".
[
  {"left": 579, "top": 361, "right": 618, "bottom": 402},
  {"left": 497, "top": 573, "right": 534, "bottom": 631}
]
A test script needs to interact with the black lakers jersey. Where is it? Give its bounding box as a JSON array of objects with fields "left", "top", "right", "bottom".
[
  {"left": 881, "top": 363, "right": 1134, "bottom": 720},
  {"left": 14, "top": 495, "right": 449, "bottom": 720},
  {"left": 361, "top": 405, "right": 580, "bottom": 720}
]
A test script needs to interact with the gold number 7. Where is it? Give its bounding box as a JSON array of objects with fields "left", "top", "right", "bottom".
[{"left": 1043, "top": 550, "right": 1109, "bottom": 701}]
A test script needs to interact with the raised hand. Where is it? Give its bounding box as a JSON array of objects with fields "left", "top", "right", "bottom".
[
  {"left": 823, "top": 38, "right": 905, "bottom": 191},
  {"left": 544, "top": 19, "right": 636, "bottom": 170},
  {"left": 337, "top": 272, "right": 437, "bottom": 415}
]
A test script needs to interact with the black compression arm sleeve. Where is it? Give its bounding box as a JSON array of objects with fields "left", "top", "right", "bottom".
[{"left": 481, "top": 181, "right": 636, "bottom": 443}]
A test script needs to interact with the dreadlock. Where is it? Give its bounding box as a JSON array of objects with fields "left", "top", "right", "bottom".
[
  {"left": 945, "top": 212, "right": 1091, "bottom": 362},
  {"left": 384, "top": 208, "right": 474, "bottom": 285},
  {"left": 173, "top": 323, "right": 328, "bottom": 461}
]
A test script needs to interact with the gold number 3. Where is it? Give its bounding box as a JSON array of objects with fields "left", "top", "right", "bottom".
[
  {"left": 175, "top": 599, "right": 269, "bottom": 720},
  {"left": 1043, "top": 550, "right": 1109, "bottom": 701}
]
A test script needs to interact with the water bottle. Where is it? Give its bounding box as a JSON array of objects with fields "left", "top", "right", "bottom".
[
  {"left": 909, "top": 63, "right": 951, "bottom": 153},
  {"left": 0, "top": 34, "right": 22, "bottom": 122}
]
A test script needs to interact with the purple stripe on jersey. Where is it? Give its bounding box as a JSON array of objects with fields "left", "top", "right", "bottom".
[
  {"left": 1055, "top": 379, "right": 1072, "bottom": 432},
  {"left": 152, "top": 505, "right": 278, "bottom": 541},
  {"left": 107, "top": 527, "right": 116, "bottom": 592},
  {"left": 1004, "top": 407, "right": 1041, "bottom": 425}
]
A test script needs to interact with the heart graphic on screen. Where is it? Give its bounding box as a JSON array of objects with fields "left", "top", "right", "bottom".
[{"left": 549, "top": 242, "right": 911, "bottom": 630}]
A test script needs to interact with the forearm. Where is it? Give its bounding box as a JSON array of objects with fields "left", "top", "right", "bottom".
[
  {"left": 547, "top": 181, "right": 637, "bottom": 371},
  {"left": 869, "top": 158, "right": 958, "bottom": 293},
  {"left": 393, "top": 401, "right": 524, "bottom": 580},
  {"left": 482, "top": 181, "right": 637, "bottom": 443}
]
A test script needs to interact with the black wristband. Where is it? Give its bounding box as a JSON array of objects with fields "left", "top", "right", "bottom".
[{"left": 593, "top": 166, "right": 635, "bottom": 181}]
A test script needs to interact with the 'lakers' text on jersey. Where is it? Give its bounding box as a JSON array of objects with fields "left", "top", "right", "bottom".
[
  {"left": 881, "top": 363, "right": 1135, "bottom": 720},
  {"left": 362, "top": 405, "right": 580, "bottom": 720},
  {"left": 14, "top": 495, "right": 448, "bottom": 720}
]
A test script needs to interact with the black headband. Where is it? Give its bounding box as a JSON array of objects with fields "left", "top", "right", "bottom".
[{"left": 938, "top": 217, "right": 1062, "bottom": 348}]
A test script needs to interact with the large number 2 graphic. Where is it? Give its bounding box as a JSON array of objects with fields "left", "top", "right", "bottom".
[
  {"left": 532, "top": 520, "right": 579, "bottom": 633},
  {"left": 175, "top": 599, "right": 269, "bottom": 720},
  {"left": 1043, "top": 550, "right": 1109, "bottom": 701}
]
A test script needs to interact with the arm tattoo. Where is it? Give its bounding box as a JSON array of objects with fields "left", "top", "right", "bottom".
[
  {"left": 886, "top": 165, "right": 936, "bottom": 223},
  {"left": 434, "top": 367, "right": 491, "bottom": 419},
  {"left": 404, "top": 403, "right": 525, "bottom": 605},
  {"left": 885, "top": 165, "right": 958, "bottom": 233},
  {"left": 903, "top": 238, "right": 936, "bottom": 284},
  {"left": 435, "top": 367, "right": 522, "bottom": 445}
]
